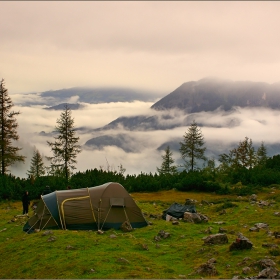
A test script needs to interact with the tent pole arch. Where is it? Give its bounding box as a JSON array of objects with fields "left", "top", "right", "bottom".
[{"left": 87, "top": 187, "right": 97, "bottom": 226}]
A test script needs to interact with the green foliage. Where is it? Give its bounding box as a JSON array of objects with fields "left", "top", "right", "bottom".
[
  {"left": 27, "top": 148, "right": 46, "bottom": 179},
  {"left": 47, "top": 104, "right": 81, "bottom": 182},
  {"left": 0, "top": 79, "right": 25, "bottom": 175},
  {"left": 157, "top": 145, "right": 177, "bottom": 175},
  {"left": 179, "top": 120, "right": 206, "bottom": 171}
]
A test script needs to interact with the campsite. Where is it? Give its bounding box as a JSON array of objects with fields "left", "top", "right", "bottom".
[{"left": 0, "top": 187, "right": 280, "bottom": 279}]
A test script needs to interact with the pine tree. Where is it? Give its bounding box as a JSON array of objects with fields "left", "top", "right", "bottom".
[
  {"left": 256, "top": 141, "right": 267, "bottom": 167},
  {"left": 47, "top": 104, "right": 81, "bottom": 182},
  {"left": 157, "top": 145, "right": 177, "bottom": 175},
  {"left": 0, "top": 79, "right": 25, "bottom": 175},
  {"left": 179, "top": 120, "right": 206, "bottom": 171},
  {"left": 27, "top": 148, "right": 46, "bottom": 179}
]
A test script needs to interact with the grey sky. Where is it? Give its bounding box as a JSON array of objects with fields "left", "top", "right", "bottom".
[{"left": 1, "top": 1, "right": 280, "bottom": 94}]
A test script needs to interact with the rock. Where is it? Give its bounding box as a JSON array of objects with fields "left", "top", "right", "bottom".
[
  {"left": 258, "top": 200, "right": 270, "bottom": 207},
  {"left": 242, "top": 267, "right": 251, "bottom": 274},
  {"left": 249, "top": 194, "right": 258, "bottom": 201},
  {"left": 42, "top": 230, "right": 53, "bottom": 236},
  {"left": 172, "top": 221, "right": 179, "bottom": 225},
  {"left": 274, "top": 212, "right": 280, "bottom": 216},
  {"left": 157, "top": 230, "right": 170, "bottom": 239},
  {"left": 201, "top": 227, "right": 213, "bottom": 234},
  {"left": 34, "top": 229, "right": 40, "bottom": 233},
  {"left": 178, "top": 274, "right": 186, "bottom": 278},
  {"left": 203, "top": 233, "right": 228, "bottom": 245},
  {"left": 117, "top": 257, "right": 129, "bottom": 264},
  {"left": 262, "top": 243, "right": 279, "bottom": 249},
  {"left": 219, "top": 209, "right": 227, "bottom": 215},
  {"left": 65, "top": 245, "right": 75, "bottom": 250},
  {"left": 191, "top": 213, "right": 202, "bottom": 223},
  {"left": 273, "top": 231, "right": 280, "bottom": 239},
  {"left": 154, "top": 235, "right": 161, "bottom": 242},
  {"left": 90, "top": 268, "right": 95, "bottom": 273},
  {"left": 183, "top": 212, "right": 194, "bottom": 223},
  {"left": 249, "top": 226, "right": 260, "bottom": 232},
  {"left": 120, "top": 221, "right": 133, "bottom": 232},
  {"left": 198, "top": 213, "right": 209, "bottom": 222},
  {"left": 195, "top": 259, "right": 218, "bottom": 276},
  {"left": 255, "top": 223, "right": 269, "bottom": 229},
  {"left": 97, "top": 230, "right": 104, "bottom": 234},
  {"left": 141, "top": 243, "right": 149, "bottom": 250},
  {"left": 201, "top": 200, "right": 210, "bottom": 205},
  {"left": 47, "top": 236, "right": 57, "bottom": 242},
  {"left": 0, "top": 228, "right": 7, "bottom": 232},
  {"left": 256, "top": 267, "right": 280, "bottom": 279},
  {"left": 219, "top": 227, "right": 227, "bottom": 233},
  {"left": 256, "top": 258, "right": 276, "bottom": 269},
  {"left": 109, "top": 234, "right": 117, "bottom": 239},
  {"left": 229, "top": 234, "right": 253, "bottom": 251},
  {"left": 148, "top": 221, "right": 153, "bottom": 225},
  {"left": 185, "top": 198, "right": 196, "bottom": 205},
  {"left": 213, "top": 221, "right": 225, "bottom": 225}
]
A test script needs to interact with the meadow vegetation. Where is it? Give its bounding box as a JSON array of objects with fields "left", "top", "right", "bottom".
[{"left": 0, "top": 189, "right": 280, "bottom": 279}]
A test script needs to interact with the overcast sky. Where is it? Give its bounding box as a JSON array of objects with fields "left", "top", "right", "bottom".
[{"left": 1, "top": 1, "right": 280, "bottom": 94}]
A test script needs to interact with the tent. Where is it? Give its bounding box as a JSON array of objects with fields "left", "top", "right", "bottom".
[
  {"left": 162, "top": 202, "right": 196, "bottom": 220},
  {"left": 23, "top": 182, "right": 148, "bottom": 233}
]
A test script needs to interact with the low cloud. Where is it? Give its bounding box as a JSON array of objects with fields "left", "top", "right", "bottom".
[{"left": 9, "top": 102, "right": 280, "bottom": 178}]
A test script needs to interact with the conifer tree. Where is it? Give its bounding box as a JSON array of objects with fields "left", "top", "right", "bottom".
[
  {"left": 179, "top": 120, "right": 206, "bottom": 171},
  {"left": 0, "top": 79, "right": 25, "bottom": 175},
  {"left": 27, "top": 148, "right": 46, "bottom": 179},
  {"left": 256, "top": 141, "right": 267, "bottom": 167},
  {"left": 47, "top": 104, "right": 81, "bottom": 182},
  {"left": 157, "top": 145, "right": 177, "bottom": 175}
]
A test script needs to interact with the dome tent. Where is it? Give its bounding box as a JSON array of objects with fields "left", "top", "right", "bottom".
[{"left": 23, "top": 182, "right": 148, "bottom": 233}]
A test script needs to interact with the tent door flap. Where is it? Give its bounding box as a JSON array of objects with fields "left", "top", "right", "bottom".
[{"left": 110, "top": 198, "right": 125, "bottom": 207}]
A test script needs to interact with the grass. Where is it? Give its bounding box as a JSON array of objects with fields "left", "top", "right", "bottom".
[{"left": 0, "top": 189, "right": 280, "bottom": 279}]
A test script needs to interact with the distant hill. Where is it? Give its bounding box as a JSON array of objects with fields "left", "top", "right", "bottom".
[
  {"left": 44, "top": 103, "right": 85, "bottom": 110},
  {"left": 41, "top": 87, "right": 162, "bottom": 104},
  {"left": 151, "top": 78, "right": 280, "bottom": 112}
]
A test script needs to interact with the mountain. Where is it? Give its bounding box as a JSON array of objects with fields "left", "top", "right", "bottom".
[
  {"left": 44, "top": 103, "right": 85, "bottom": 110},
  {"left": 41, "top": 87, "right": 161, "bottom": 104},
  {"left": 151, "top": 78, "right": 280, "bottom": 112}
]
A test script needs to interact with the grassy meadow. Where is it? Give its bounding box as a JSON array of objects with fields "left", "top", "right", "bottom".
[{"left": 0, "top": 189, "right": 280, "bottom": 279}]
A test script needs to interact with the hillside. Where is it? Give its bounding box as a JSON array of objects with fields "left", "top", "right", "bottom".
[
  {"left": 151, "top": 78, "right": 280, "bottom": 112},
  {"left": 1, "top": 189, "right": 280, "bottom": 279}
]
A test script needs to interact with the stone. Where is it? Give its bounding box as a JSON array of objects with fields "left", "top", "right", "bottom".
[
  {"left": 201, "top": 200, "right": 210, "bottom": 205},
  {"left": 97, "top": 230, "right": 104, "bottom": 234},
  {"left": 47, "top": 236, "right": 56, "bottom": 242},
  {"left": 109, "top": 234, "right": 117, "bottom": 239},
  {"left": 218, "top": 227, "right": 227, "bottom": 233},
  {"left": 172, "top": 221, "right": 179, "bottom": 225},
  {"left": 117, "top": 257, "right": 129, "bottom": 264},
  {"left": 203, "top": 233, "right": 228, "bottom": 245},
  {"left": 158, "top": 230, "right": 170, "bottom": 239},
  {"left": 249, "top": 194, "right": 258, "bottom": 201},
  {"left": 262, "top": 243, "right": 279, "bottom": 249},
  {"left": 256, "top": 267, "right": 280, "bottom": 279},
  {"left": 249, "top": 226, "right": 260, "bottom": 232},
  {"left": 273, "top": 231, "right": 280, "bottom": 239},
  {"left": 256, "top": 258, "right": 276, "bottom": 269},
  {"left": 120, "top": 221, "right": 133, "bottom": 232},
  {"left": 213, "top": 221, "right": 225, "bottom": 225},
  {"left": 0, "top": 228, "right": 7, "bottom": 232},
  {"left": 229, "top": 234, "right": 253, "bottom": 251},
  {"left": 65, "top": 245, "right": 75, "bottom": 250},
  {"left": 42, "top": 230, "right": 53, "bottom": 236},
  {"left": 183, "top": 212, "right": 194, "bottom": 223},
  {"left": 242, "top": 267, "right": 251, "bottom": 274},
  {"left": 185, "top": 198, "right": 196, "bottom": 205},
  {"left": 274, "top": 212, "right": 280, "bottom": 216},
  {"left": 255, "top": 223, "right": 269, "bottom": 229},
  {"left": 195, "top": 260, "right": 218, "bottom": 276}
]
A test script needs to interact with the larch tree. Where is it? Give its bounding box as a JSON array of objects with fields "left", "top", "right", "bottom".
[
  {"left": 27, "top": 148, "right": 46, "bottom": 179},
  {"left": 0, "top": 79, "right": 25, "bottom": 175},
  {"left": 157, "top": 145, "right": 177, "bottom": 175},
  {"left": 47, "top": 104, "right": 81, "bottom": 182},
  {"left": 179, "top": 120, "right": 206, "bottom": 171}
]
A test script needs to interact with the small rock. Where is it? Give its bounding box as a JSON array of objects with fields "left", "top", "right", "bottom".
[
  {"left": 97, "top": 230, "right": 104, "bottom": 234},
  {"left": 47, "top": 236, "right": 57, "bottom": 242},
  {"left": 203, "top": 233, "right": 228, "bottom": 245},
  {"left": 213, "top": 221, "right": 225, "bottom": 225},
  {"left": 242, "top": 267, "right": 251, "bottom": 274},
  {"left": 0, "top": 228, "right": 7, "bottom": 232},
  {"left": 42, "top": 230, "right": 53, "bottom": 236},
  {"left": 117, "top": 257, "right": 129, "bottom": 264},
  {"left": 218, "top": 227, "right": 227, "bottom": 233},
  {"left": 109, "top": 234, "right": 117, "bottom": 239},
  {"left": 249, "top": 226, "right": 260, "bottom": 232},
  {"left": 65, "top": 245, "right": 75, "bottom": 250},
  {"left": 172, "top": 221, "right": 179, "bottom": 225},
  {"left": 120, "top": 221, "right": 133, "bottom": 232},
  {"left": 274, "top": 212, "right": 280, "bottom": 217}
]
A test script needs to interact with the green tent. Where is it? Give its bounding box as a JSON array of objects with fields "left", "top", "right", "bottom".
[{"left": 23, "top": 182, "right": 147, "bottom": 233}]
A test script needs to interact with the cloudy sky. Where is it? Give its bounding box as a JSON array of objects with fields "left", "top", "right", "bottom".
[
  {"left": 1, "top": 1, "right": 280, "bottom": 94},
  {"left": 2, "top": 2, "right": 280, "bottom": 178}
]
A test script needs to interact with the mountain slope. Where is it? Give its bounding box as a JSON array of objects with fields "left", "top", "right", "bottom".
[{"left": 151, "top": 78, "right": 280, "bottom": 112}]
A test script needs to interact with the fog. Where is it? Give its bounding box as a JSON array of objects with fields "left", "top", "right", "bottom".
[{"left": 9, "top": 100, "right": 280, "bottom": 178}]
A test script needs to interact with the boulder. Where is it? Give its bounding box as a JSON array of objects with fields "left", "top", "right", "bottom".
[
  {"left": 229, "top": 234, "right": 253, "bottom": 251},
  {"left": 120, "top": 221, "right": 133, "bottom": 232},
  {"left": 256, "top": 267, "right": 280, "bottom": 279},
  {"left": 195, "top": 259, "right": 218, "bottom": 276},
  {"left": 203, "top": 233, "right": 228, "bottom": 245}
]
